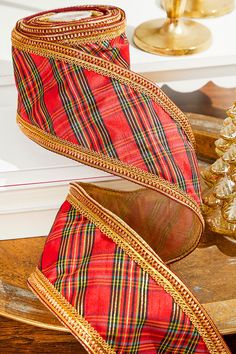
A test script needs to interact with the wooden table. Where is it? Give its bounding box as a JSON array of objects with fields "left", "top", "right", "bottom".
[
  {"left": 171, "top": 231, "right": 236, "bottom": 335},
  {"left": 0, "top": 315, "right": 86, "bottom": 353},
  {"left": 1, "top": 229, "right": 236, "bottom": 334},
  {"left": 0, "top": 316, "right": 235, "bottom": 353}
]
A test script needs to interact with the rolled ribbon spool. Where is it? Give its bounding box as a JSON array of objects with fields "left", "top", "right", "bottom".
[{"left": 11, "top": 6, "right": 228, "bottom": 353}]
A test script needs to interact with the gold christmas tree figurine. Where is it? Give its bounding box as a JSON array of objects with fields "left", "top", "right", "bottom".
[{"left": 201, "top": 102, "right": 236, "bottom": 237}]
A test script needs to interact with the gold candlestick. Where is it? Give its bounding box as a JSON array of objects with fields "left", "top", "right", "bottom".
[
  {"left": 185, "top": 0, "right": 235, "bottom": 18},
  {"left": 133, "top": 0, "right": 212, "bottom": 56}
]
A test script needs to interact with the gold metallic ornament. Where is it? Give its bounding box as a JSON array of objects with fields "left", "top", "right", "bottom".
[
  {"left": 227, "top": 102, "right": 236, "bottom": 119},
  {"left": 210, "top": 158, "right": 230, "bottom": 175},
  {"left": 220, "top": 123, "right": 236, "bottom": 141},
  {"left": 222, "top": 197, "right": 236, "bottom": 223},
  {"left": 133, "top": 0, "right": 212, "bottom": 56},
  {"left": 202, "top": 102, "right": 236, "bottom": 238}
]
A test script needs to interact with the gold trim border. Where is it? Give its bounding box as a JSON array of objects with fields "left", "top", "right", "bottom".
[
  {"left": 28, "top": 268, "right": 116, "bottom": 354},
  {"left": 12, "top": 28, "right": 196, "bottom": 148},
  {"left": 67, "top": 182, "right": 230, "bottom": 354},
  {"left": 17, "top": 114, "right": 204, "bottom": 232}
]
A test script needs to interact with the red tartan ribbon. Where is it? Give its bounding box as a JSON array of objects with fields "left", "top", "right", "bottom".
[{"left": 12, "top": 6, "right": 229, "bottom": 353}]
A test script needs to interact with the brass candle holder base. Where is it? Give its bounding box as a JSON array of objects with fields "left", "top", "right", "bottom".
[
  {"left": 185, "top": 0, "right": 235, "bottom": 18},
  {"left": 133, "top": 18, "right": 212, "bottom": 56}
]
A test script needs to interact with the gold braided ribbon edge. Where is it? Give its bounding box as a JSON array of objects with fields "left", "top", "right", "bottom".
[
  {"left": 12, "top": 28, "right": 196, "bottom": 149},
  {"left": 17, "top": 114, "right": 204, "bottom": 243},
  {"left": 67, "top": 183, "right": 230, "bottom": 354},
  {"left": 18, "top": 5, "right": 126, "bottom": 43},
  {"left": 28, "top": 268, "right": 116, "bottom": 354}
]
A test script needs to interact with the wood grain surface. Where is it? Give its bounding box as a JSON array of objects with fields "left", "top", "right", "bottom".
[
  {"left": 0, "top": 315, "right": 87, "bottom": 353},
  {"left": 0, "top": 315, "right": 235, "bottom": 353}
]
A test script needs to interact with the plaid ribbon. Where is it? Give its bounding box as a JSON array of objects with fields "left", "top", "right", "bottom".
[{"left": 12, "top": 6, "right": 229, "bottom": 353}]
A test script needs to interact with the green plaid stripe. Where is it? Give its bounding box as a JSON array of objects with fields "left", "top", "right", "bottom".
[
  {"left": 74, "top": 221, "right": 96, "bottom": 315},
  {"left": 106, "top": 246, "right": 125, "bottom": 342},
  {"left": 23, "top": 52, "right": 55, "bottom": 133},
  {"left": 54, "top": 210, "right": 95, "bottom": 316},
  {"left": 112, "top": 78, "right": 159, "bottom": 174},
  {"left": 159, "top": 302, "right": 201, "bottom": 353},
  {"left": 50, "top": 59, "right": 90, "bottom": 148},
  {"left": 50, "top": 58, "right": 118, "bottom": 157},
  {"left": 106, "top": 245, "right": 149, "bottom": 350},
  {"left": 127, "top": 267, "right": 149, "bottom": 353},
  {"left": 54, "top": 207, "right": 77, "bottom": 292},
  {"left": 12, "top": 52, "right": 32, "bottom": 115},
  {"left": 144, "top": 95, "right": 188, "bottom": 191},
  {"left": 73, "top": 65, "right": 119, "bottom": 158}
]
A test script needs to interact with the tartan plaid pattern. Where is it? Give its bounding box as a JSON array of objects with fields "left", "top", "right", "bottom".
[
  {"left": 13, "top": 47, "right": 201, "bottom": 202},
  {"left": 40, "top": 200, "right": 209, "bottom": 353}
]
